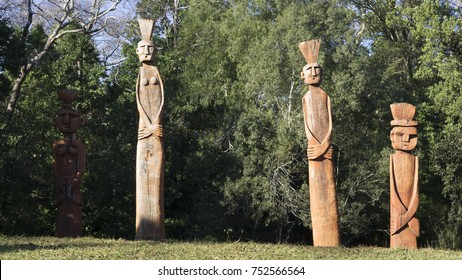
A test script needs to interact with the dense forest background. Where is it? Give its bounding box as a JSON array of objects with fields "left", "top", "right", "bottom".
[{"left": 1, "top": 0, "right": 461, "bottom": 249}]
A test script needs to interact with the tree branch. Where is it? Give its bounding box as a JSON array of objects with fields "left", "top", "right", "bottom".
[{"left": 5, "top": 0, "right": 123, "bottom": 118}]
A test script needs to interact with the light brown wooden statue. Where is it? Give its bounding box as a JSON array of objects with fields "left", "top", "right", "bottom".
[
  {"left": 52, "top": 89, "right": 85, "bottom": 237},
  {"left": 135, "top": 19, "right": 166, "bottom": 240},
  {"left": 390, "top": 103, "right": 419, "bottom": 249},
  {"left": 299, "top": 40, "right": 340, "bottom": 246}
]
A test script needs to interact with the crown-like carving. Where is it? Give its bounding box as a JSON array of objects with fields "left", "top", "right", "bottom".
[
  {"left": 299, "top": 40, "right": 321, "bottom": 64},
  {"left": 390, "top": 103, "right": 418, "bottom": 126},
  {"left": 57, "top": 88, "right": 78, "bottom": 108},
  {"left": 138, "top": 19, "right": 155, "bottom": 42}
]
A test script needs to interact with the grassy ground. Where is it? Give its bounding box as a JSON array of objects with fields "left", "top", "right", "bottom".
[{"left": 1, "top": 236, "right": 461, "bottom": 260}]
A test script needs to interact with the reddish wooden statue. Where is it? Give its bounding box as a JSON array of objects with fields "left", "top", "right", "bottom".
[
  {"left": 299, "top": 40, "right": 340, "bottom": 246},
  {"left": 52, "top": 89, "right": 85, "bottom": 237},
  {"left": 390, "top": 103, "right": 419, "bottom": 249},
  {"left": 135, "top": 19, "right": 166, "bottom": 240}
]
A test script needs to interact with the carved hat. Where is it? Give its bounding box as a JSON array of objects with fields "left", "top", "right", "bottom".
[
  {"left": 390, "top": 103, "right": 418, "bottom": 127},
  {"left": 57, "top": 88, "right": 79, "bottom": 108},
  {"left": 299, "top": 39, "right": 321, "bottom": 65},
  {"left": 138, "top": 19, "right": 155, "bottom": 42}
]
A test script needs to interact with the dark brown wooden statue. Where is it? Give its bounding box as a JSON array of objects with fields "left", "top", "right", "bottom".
[
  {"left": 135, "top": 19, "right": 166, "bottom": 240},
  {"left": 52, "top": 89, "right": 85, "bottom": 237},
  {"left": 299, "top": 40, "right": 340, "bottom": 246},
  {"left": 390, "top": 103, "right": 419, "bottom": 249}
]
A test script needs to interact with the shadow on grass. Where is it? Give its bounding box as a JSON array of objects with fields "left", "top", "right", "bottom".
[
  {"left": 0, "top": 238, "right": 119, "bottom": 254},
  {"left": 0, "top": 243, "right": 66, "bottom": 253}
]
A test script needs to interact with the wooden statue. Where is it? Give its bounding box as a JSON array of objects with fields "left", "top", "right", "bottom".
[
  {"left": 52, "top": 89, "right": 85, "bottom": 237},
  {"left": 135, "top": 19, "right": 166, "bottom": 240},
  {"left": 299, "top": 40, "right": 340, "bottom": 246},
  {"left": 390, "top": 103, "right": 419, "bottom": 249}
]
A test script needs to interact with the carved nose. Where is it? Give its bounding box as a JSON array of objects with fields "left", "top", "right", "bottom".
[
  {"left": 311, "top": 67, "right": 317, "bottom": 77},
  {"left": 403, "top": 134, "right": 409, "bottom": 142},
  {"left": 64, "top": 113, "right": 70, "bottom": 124},
  {"left": 144, "top": 46, "right": 150, "bottom": 55}
]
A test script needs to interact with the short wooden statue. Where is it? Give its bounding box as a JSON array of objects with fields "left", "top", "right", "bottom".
[
  {"left": 390, "top": 103, "right": 419, "bottom": 249},
  {"left": 135, "top": 19, "right": 166, "bottom": 240},
  {"left": 52, "top": 89, "right": 85, "bottom": 237},
  {"left": 299, "top": 40, "right": 340, "bottom": 246}
]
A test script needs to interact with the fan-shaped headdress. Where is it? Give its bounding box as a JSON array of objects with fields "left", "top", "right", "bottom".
[
  {"left": 390, "top": 103, "right": 418, "bottom": 127},
  {"left": 138, "top": 19, "right": 155, "bottom": 42},
  {"left": 299, "top": 40, "right": 321, "bottom": 64}
]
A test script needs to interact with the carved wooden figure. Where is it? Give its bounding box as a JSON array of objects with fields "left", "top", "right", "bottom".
[
  {"left": 52, "top": 89, "right": 85, "bottom": 237},
  {"left": 299, "top": 40, "right": 340, "bottom": 246},
  {"left": 390, "top": 103, "right": 419, "bottom": 249},
  {"left": 135, "top": 19, "right": 166, "bottom": 240}
]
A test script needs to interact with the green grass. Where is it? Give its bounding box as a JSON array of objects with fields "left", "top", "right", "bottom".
[{"left": 1, "top": 236, "right": 461, "bottom": 260}]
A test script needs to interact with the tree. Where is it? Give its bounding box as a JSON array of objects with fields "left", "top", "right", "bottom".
[
  {"left": 411, "top": 1, "right": 462, "bottom": 248},
  {"left": 1, "top": 0, "right": 122, "bottom": 119},
  {"left": 0, "top": 24, "right": 108, "bottom": 236},
  {"left": 167, "top": 0, "right": 369, "bottom": 242},
  {"left": 348, "top": 0, "right": 462, "bottom": 248},
  {"left": 1, "top": 0, "right": 461, "bottom": 248}
]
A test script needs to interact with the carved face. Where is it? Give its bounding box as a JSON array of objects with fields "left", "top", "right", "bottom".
[
  {"left": 137, "top": 40, "right": 156, "bottom": 62},
  {"left": 301, "top": 63, "right": 322, "bottom": 85},
  {"left": 390, "top": 126, "right": 418, "bottom": 151},
  {"left": 55, "top": 109, "right": 83, "bottom": 134}
]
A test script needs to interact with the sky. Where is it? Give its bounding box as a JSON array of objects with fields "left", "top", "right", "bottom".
[{"left": 0, "top": 0, "right": 142, "bottom": 73}]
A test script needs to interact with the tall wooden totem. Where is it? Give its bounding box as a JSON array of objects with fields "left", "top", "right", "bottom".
[
  {"left": 299, "top": 40, "right": 340, "bottom": 246},
  {"left": 390, "top": 103, "right": 419, "bottom": 249},
  {"left": 135, "top": 19, "right": 166, "bottom": 240},
  {"left": 52, "top": 89, "right": 85, "bottom": 237}
]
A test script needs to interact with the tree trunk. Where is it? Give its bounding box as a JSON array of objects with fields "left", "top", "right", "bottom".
[
  {"left": 173, "top": 0, "right": 180, "bottom": 48},
  {"left": 6, "top": 66, "right": 30, "bottom": 119},
  {"left": 3, "top": 0, "right": 122, "bottom": 118}
]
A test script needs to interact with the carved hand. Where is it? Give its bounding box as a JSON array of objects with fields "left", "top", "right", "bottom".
[
  {"left": 390, "top": 211, "right": 409, "bottom": 235},
  {"left": 74, "top": 171, "right": 82, "bottom": 181},
  {"left": 390, "top": 213, "right": 401, "bottom": 235},
  {"left": 138, "top": 124, "right": 163, "bottom": 140},
  {"left": 408, "top": 217, "right": 420, "bottom": 237},
  {"left": 153, "top": 125, "right": 163, "bottom": 137},
  {"left": 138, "top": 127, "right": 152, "bottom": 140},
  {"left": 307, "top": 141, "right": 331, "bottom": 160}
]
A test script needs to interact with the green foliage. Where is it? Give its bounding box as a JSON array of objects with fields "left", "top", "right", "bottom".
[
  {"left": 1, "top": 0, "right": 462, "bottom": 249},
  {"left": 0, "top": 25, "right": 135, "bottom": 237},
  {"left": 0, "top": 20, "right": 17, "bottom": 97},
  {"left": 0, "top": 23, "right": 56, "bottom": 235},
  {"left": 349, "top": 0, "right": 462, "bottom": 248}
]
